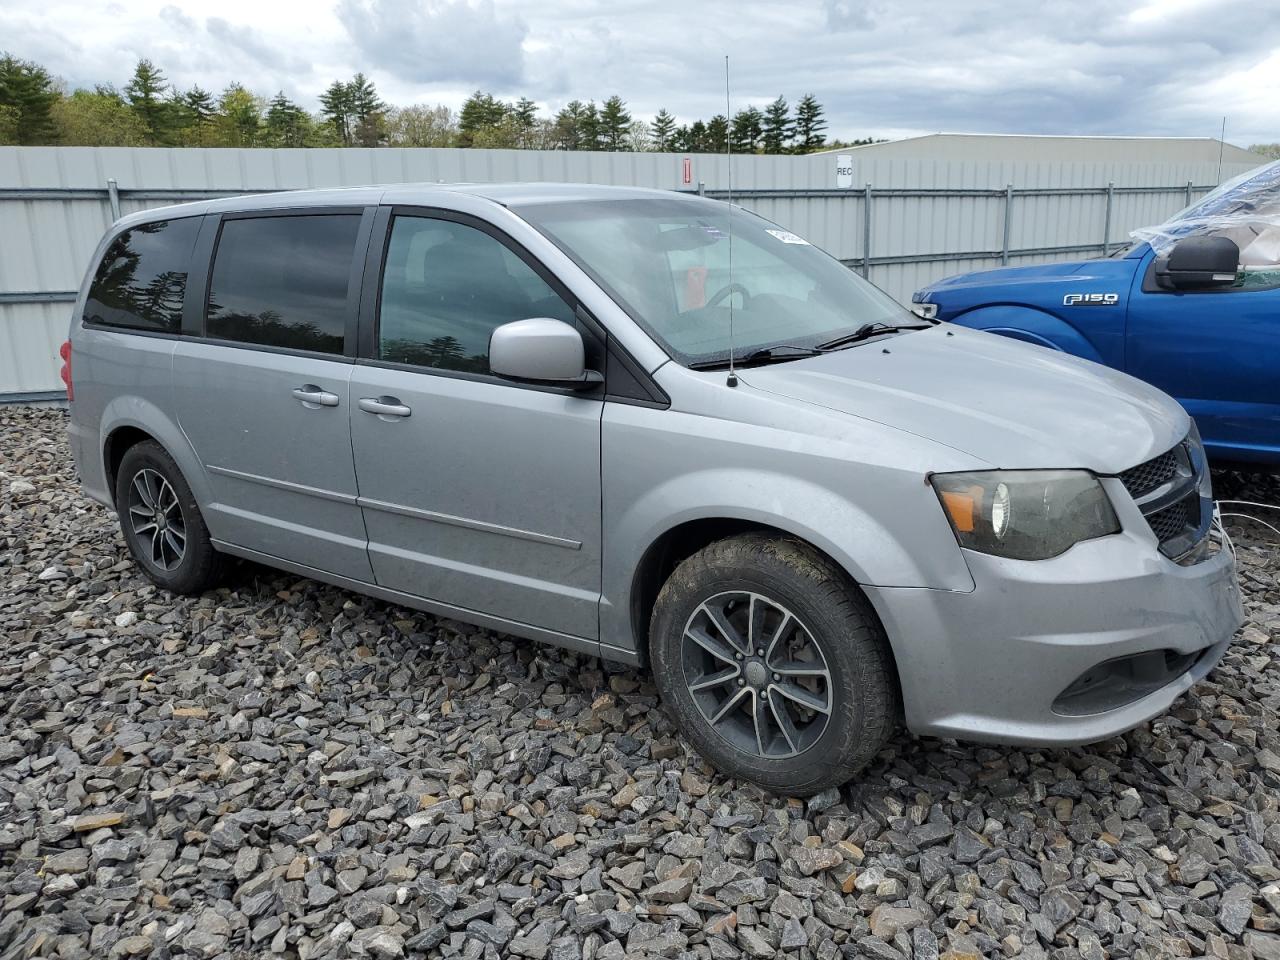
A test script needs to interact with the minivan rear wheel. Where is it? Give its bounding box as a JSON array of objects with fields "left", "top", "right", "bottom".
[
  {"left": 650, "top": 533, "right": 897, "bottom": 795},
  {"left": 115, "top": 441, "right": 224, "bottom": 594}
]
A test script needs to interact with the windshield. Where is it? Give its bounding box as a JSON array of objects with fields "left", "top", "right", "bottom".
[{"left": 514, "top": 197, "right": 908, "bottom": 365}]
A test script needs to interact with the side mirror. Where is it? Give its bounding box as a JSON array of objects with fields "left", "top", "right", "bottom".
[
  {"left": 1154, "top": 236, "right": 1239, "bottom": 290},
  {"left": 489, "top": 318, "right": 603, "bottom": 390}
]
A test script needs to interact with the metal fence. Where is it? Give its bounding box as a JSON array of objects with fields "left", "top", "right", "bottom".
[{"left": 0, "top": 145, "right": 1261, "bottom": 400}]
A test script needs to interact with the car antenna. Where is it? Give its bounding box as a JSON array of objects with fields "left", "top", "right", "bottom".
[{"left": 724, "top": 55, "right": 738, "bottom": 388}]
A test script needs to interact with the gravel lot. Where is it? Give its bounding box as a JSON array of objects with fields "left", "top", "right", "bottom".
[{"left": 3, "top": 406, "right": 1280, "bottom": 960}]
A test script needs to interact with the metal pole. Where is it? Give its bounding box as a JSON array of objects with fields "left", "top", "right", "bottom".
[
  {"left": 697, "top": 180, "right": 705, "bottom": 197},
  {"left": 861, "top": 183, "right": 872, "bottom": 278},
  {"left": 1102, "top": 181, "right": 1114, "bottom": 256},
  {"left": 1001, "top": 184, "right": 1013, "bottom": 265},
  {"left": 1186, "top": 180, "right": 1193, "bottom": 207},
  {"left": 106, "top": 178, "right": 121, "bottom": 221}
]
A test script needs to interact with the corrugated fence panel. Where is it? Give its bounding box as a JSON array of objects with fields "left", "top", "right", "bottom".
[{"left": 0, "top": 145, "right": 1264, "bottom": 397}]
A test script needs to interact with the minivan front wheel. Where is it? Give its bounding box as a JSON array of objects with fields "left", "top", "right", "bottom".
[
  {"left": 115, "top": 441, "right": 223, "bottom": 594},
  {"left": 650, "top": 533, "right": 897, "bottom": 795}
]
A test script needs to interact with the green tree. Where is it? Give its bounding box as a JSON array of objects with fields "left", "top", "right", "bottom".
[
  {"left": 0, "top": 53, "right": 59, "bottom": 144},
  {"left": 180, "top": 86, "right": 217, "bottom": 145},
  {"left": 385, "top": 104, "right": 457, "bottom": 147},
  {"left": 264, "top": 92, "right": 308, "bottom": 147},
  {"left": 793, "top": 94, "right": 826, "bottom": 153},
  {"left": 761, "top": 95, "right": 792, "bottom": 154},
  {"left": 513, "top": 97, "right": 537, "bottom": 128},
  {"left": 457, "top": 90, "right": 507, "bottom": 147},
  {"left": 216, "top": 84, "right": 263, "bottom": 147},
  {"left": 553, "top": 100, "right": 589, "bottom": 149},
  {"left": 348, "top": 73, "right": 386, "bottom": 147},
  {"left": 706, "top": 114, "right": 728, "bottom": 153},
  {"left": 1249, "top": 143, "right": 1280, "bottom": 160},
  {"left": 649, "top": 108, "right": 676, "bottom": 151},
  {"left": 319, "top": 79, "right": 355, "bottom": 145},
  {"left": 51, "top": 87, "right": 149, "bottom": 146},
  {"left": 730, "top": 106, "right": 763, "bottom": 153},
  {"left": 579, "top": 101, "right": 601, "bottom": 150},
  {"left": 599, "top": 95, "right": 631, "bottom": 151},
  {"left": 124, "top": 59, "right": 173, "bottom": 145}
]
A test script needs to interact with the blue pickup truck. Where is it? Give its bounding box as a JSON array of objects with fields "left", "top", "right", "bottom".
[{"left": 914, "top": 161, "right": 1280, "bottom": 467}]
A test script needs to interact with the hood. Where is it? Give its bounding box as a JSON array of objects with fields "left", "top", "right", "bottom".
[
  {"left": 917, "top": 254, "right": 1142, "bottom": 301},
  {"left": 738, "top": 325, "right": 1187, "bottom": 473}
]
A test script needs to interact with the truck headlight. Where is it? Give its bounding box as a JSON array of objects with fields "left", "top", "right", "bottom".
[{"left": 930, "top": 470, "right": 1120, "bottom": 560}]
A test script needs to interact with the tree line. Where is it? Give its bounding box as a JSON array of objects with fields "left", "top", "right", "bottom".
[{"left": 0, "top": 53, "right": 879, "bottom": 153}]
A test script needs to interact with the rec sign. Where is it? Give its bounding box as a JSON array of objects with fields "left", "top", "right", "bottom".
[{"left": 835, "top": 155, "right": 854, "bottom": 189}]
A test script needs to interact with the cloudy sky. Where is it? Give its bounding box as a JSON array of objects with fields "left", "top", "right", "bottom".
[{"left": 7, "top": 0, "right": 1279, "bottom": 146}]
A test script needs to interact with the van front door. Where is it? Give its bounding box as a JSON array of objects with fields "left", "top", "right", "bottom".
[{"left": 349, "top": 211, "right": 603, "bottom": 642}]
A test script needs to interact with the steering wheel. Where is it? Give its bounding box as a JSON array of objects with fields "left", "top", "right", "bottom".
[{"left": 706, "top": 283, "right": 752, "bottom": 309}]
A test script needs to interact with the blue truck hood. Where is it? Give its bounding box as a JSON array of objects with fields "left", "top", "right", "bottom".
[{"left": 917, "top": 253, "right": 1143, "bottom": 303}]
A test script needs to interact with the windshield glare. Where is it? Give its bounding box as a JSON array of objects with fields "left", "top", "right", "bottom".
[{"left": 514, "top": 197, "right": 908, "bottom": 365}]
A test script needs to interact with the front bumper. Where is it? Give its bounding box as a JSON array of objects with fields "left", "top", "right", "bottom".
[{"left": 865, "top": 527, "right": 1243, "bottom": 747}]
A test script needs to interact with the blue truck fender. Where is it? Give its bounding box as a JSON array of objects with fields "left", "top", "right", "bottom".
[{"left": 948, "top": 304, "right": 1105, "bottom": 364}]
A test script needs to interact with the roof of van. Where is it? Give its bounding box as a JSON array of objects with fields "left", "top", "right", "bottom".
[{"left": 112, "top": 182, "right": 685, "bottom": 230}]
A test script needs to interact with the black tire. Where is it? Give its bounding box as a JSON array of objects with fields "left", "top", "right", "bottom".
[
  {"left": 114, "top": 440, "right": 224, "bottom": 595},
  {"left": 650, "top": 533, "right": 897, "bottom": 796}
]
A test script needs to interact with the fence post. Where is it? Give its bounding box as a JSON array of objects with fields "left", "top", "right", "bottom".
[
  {"left": 1185, "top": 180, "right": 1193, "bottom": 207},
  {"left": 1001, "top": 184, "right": 1013, "bottom": 265},
  {"left": 106, "top": 178, "right": 121, "bottom": 221},
  {"left": 861, "top": 183, "right": 872, "bottom": 277},
  {"left": 1102, "top": 181, "right": 1114, "bottom": 255},
  {"left": 697, "top": 181, "right": 705, "bottom": 197}
]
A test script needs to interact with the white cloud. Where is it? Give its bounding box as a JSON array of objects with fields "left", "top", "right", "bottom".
[{"left": 2, "top": 0, "right": 1277, "bottom": 146}]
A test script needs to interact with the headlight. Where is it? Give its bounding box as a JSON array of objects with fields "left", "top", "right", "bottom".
[{"left": 930, "top": 470, "right": 1120, "bottom": 560}]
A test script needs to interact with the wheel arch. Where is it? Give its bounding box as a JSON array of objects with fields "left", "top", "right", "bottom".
[
  {"left": 98, "top": 398, "right": 210, "bottom": 509},
  {"left": 951, "top": 304, "right": 1105, "bottom": 363}
]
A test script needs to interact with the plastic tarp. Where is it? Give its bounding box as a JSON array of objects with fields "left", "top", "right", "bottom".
[{"left": 1130, "top": 160, "right": 1280, "bottom": 281}]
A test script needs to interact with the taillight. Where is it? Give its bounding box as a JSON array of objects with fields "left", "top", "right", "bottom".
[{"left": 59, "top": 340, "right": 73, "bottom": 401}]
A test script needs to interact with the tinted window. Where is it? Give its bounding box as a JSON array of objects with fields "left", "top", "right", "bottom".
[
  {"left": 85, "top": 218, "right": 200, "bottom": 332},
  {"left": 378, "top": 216, "right": 575, "bottom": 373},
  {"left": 206, "top": 214, "right": 360, "bottom": 354}
]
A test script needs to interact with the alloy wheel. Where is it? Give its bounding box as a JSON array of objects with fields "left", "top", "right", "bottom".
[
  {"left": 680, "top": 591, "right": 833, "bottom": 760},
  {"left": 126, "top": 468, "right": 186, "bottom": 571}
]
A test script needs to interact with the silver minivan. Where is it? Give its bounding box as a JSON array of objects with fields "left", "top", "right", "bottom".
[{"left": 65, "top": 184, "right": 1243, "bottom": 794}]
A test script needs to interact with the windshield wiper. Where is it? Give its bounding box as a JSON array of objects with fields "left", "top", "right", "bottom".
[
  {"left": 688, "top": 344, "right": 823, "bottom": 371},
  {"left": 817, "top": 321, "right": 931, "bottom": 351}
]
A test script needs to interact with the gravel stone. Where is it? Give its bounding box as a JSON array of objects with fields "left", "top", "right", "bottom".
[{"left": 1, "top": 408, "right": 1278, "bottom": 960}]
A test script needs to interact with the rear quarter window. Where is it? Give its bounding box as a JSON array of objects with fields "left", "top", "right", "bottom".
[{"left": 84, "top": 218, "right": 201, "bottom": 332}]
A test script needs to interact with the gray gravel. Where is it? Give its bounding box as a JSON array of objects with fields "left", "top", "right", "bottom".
[{"left": 3, "top": 405, "right": 1280, "bottom": 960}]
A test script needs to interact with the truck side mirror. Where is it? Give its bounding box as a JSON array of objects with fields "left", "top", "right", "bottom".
[{"left": 1154, "top": 236, "right": 1239, "bottom": 290}]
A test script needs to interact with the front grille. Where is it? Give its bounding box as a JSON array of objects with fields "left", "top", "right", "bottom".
[
  {"left": 1146, "top": 496, "right": 1199, "bottom": 542},
  {"left": 1119, "top": 450, "right": 1178, "bottom": 499},
  {"left": 1112, "top": 437, "right": 1209, "bottom": 560}
]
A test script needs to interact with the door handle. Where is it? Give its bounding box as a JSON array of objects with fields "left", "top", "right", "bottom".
[
  {"left": 292, "top": 385, "right": 340, "bottom": 408},
  {"left": 358, "top": 396, "right": 412, "bottom": 419}
]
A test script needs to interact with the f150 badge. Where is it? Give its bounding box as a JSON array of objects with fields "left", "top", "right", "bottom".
[{"left": 1063, "top": 293, "right": 1119, "bottom": 306}]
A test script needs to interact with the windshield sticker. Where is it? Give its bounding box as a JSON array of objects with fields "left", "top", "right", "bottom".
[{"left": 766, "top": 228, "right": 810, "bottom": 245}]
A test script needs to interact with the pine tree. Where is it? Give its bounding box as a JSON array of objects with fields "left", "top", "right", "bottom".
[
  {"left": 458, "top": 90, "right": 506, "bottom": 147},
  {"left": 183, "top": 86, "right": 216, "bottom": 145},
  {"left": 761, "top": 96, "right": 793, "bottom": 154},
  {"left": 124, "top": 59, "right": 172, "bottom": 145},
  {"left": 553, "top": 100, "right": 587, "bottom": 149},
  {"left": 579, "top": 101, "right": 601, "bottom": 150},
  {"left": 687, "top": 120, "right": 708, "bottom": 152},
  {"left": 649, "top": 109, "right": 676, "bottom": 151},
  {"left": 599, "top": 95, "right": 631, "bottom": 151},
  {"left": 348, "top": 73, "right": 386, "bottom": 147},
  {"left": 265, "top": 92, "right": 308, "bottom": 147},
  {"left": 319, "top": 79, "right": 355, "bottom": 145},
  {"left": 793, "top": 94, "right": 826, "bottom": 153},
  {"left": 730, "top": 106, "right": 763, "bottom": 153},
  {"left": 513, "top": 97, "right": 537, "bottom": 129},
  {"left": 0, "top": 54, "right": 59, "bottom": 144},
  {"left": 706, "top": 114, "right": 728, "bottom": 153}
]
